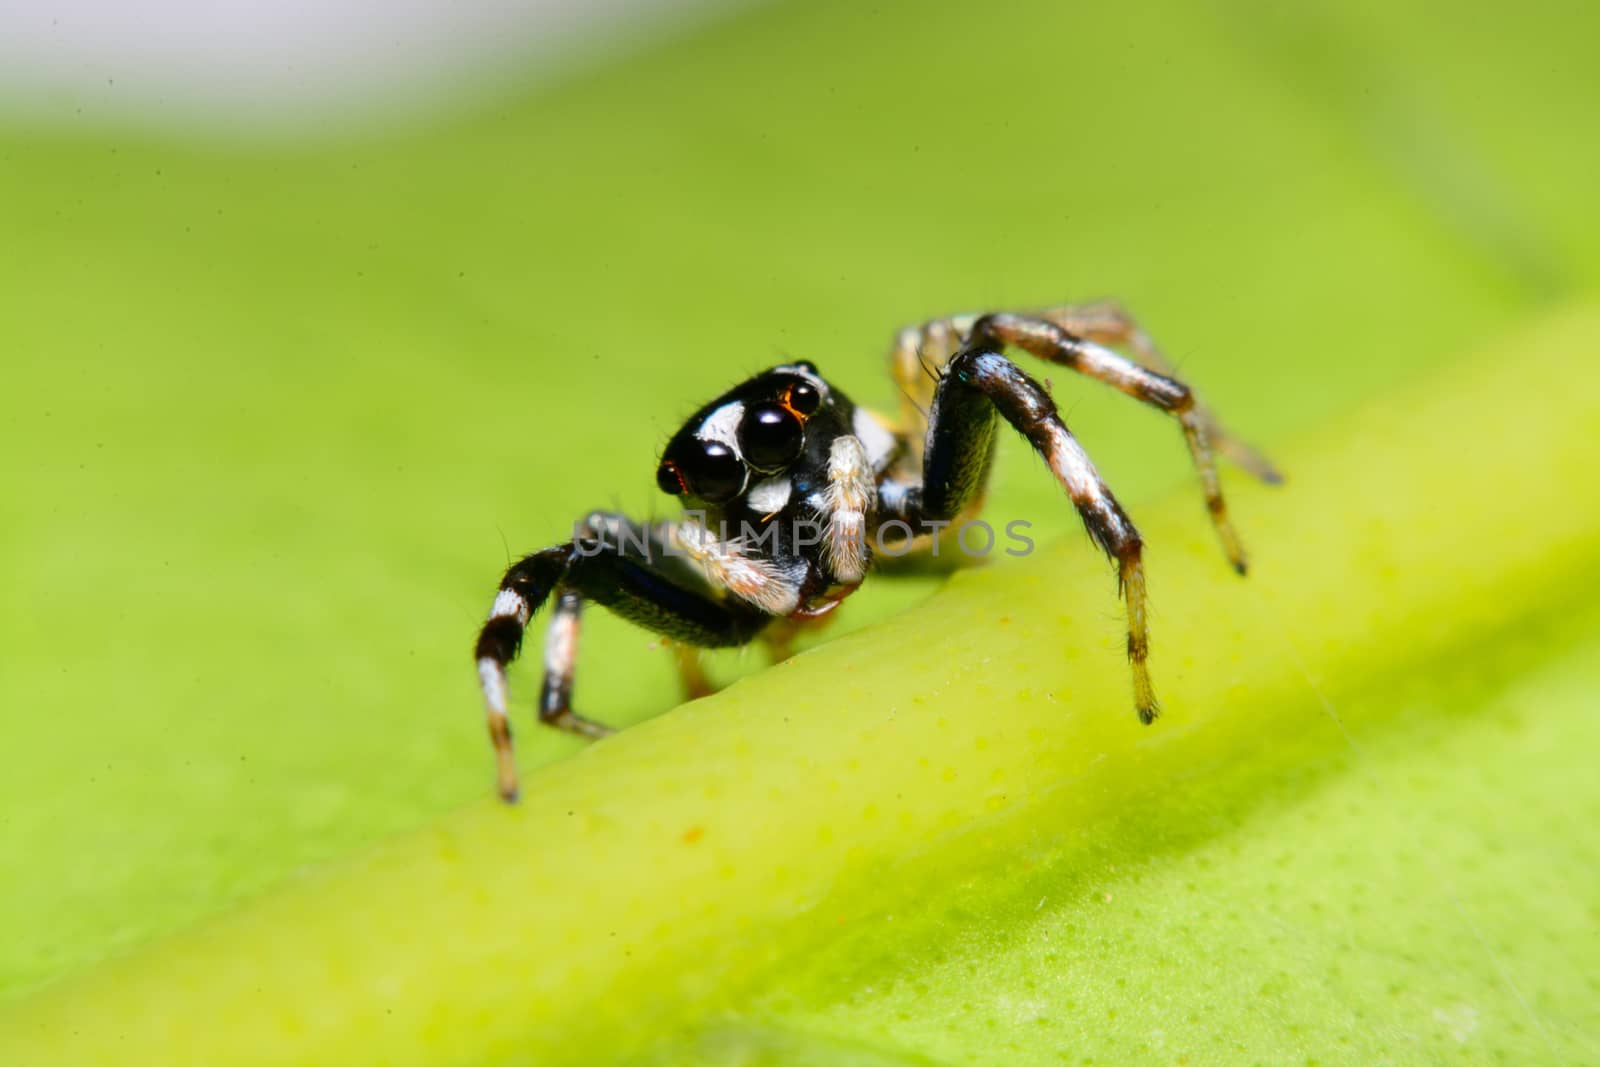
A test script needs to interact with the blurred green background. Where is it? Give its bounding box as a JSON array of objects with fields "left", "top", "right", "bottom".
[{"left": 2, "top": 0, "right": 1598, "bottom": 1061}]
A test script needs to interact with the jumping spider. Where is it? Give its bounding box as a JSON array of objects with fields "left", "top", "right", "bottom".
[{"left": 474, "top": 301, "right": 1280, "bottom": 801}]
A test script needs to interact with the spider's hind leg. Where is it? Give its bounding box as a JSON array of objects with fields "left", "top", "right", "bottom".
[
  {"left": 1038, "top": 300, "right": 1282, "bottom": 484},
  {"left": 968, "top": 310, "right": 1269, "bottom": 574},
  {"left": 881, "top": 347, "right": 1160, "bottom": 724}
]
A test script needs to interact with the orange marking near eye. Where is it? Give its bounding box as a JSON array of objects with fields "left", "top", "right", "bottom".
[
  {"left": 779, "top": 385, "right": 809, "bottom": 422},
  {"left": 659, "top": 460, "right": 688, "bottom": 494}
]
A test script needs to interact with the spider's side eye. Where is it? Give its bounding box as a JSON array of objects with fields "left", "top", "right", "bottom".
[
  {"left": 685, "top": 440, "right": 746, "bottom": 501},
  {"left": 784, "top": 380, "right": 821, "bottom": 416},
  {"left": 739, "top": 404, "right": 805, "bottom": 471},
  {"left": 656, "top": 460, "right": 687, "bottom": 496}
]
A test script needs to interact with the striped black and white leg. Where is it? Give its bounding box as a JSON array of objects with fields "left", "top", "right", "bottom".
[
  {"left": 882, "top": 348, "right": 1161, "bottom": 724},
  {"left": 1038, "top": 300, "right": 1282, "bottom": 484},
  {"left": 472, "top": 521, "right": 776, "bottom": 801},
  {"left": 538, "top": 589, "right": 611, "bottom": 739},
  {"left": 964, "top": 309, "right": 1280, "bottom": 574},
  {"left": 475, "top": 546, "right": 566, "bottom": 802}
]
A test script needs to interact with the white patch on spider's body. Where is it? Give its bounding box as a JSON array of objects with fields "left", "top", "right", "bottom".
[
  {"left": 820, "top": 435, "right": 874, "bottom": 584},
  {"left": 478, "top": 658, "right": 509, "bottom": 717},
  {"left": 543, "top": 606, "right": 579, "bottom": 681},
  {"left": 669, "top": 520, "right": 802, "bottom": 615},
  {"left": 695, "top": 401, "right": 745, "bottom": 456},
  {"left": 488, "top": 588, "right": 529, "bottom": 623},
  {"left": 852, "top": 407, "right": 899, "bottom": 471},
  {"left": 746, "top": 475, "right": 792, "bottom": 515}
]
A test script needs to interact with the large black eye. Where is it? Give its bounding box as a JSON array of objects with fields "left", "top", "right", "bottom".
[
  {"left": 685, "top": 440, "right": 746, "bottom": 501},
  {"left": 739, "top": 404, "right": 804, "bottom": 471}
]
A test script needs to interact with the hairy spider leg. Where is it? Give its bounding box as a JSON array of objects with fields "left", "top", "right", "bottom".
[
  {"left": 965, "top": 311, "right": 1246, "bottom": 574},
  {"left": 1037, "top": 300, "right": 1282, "bottom": 484},
  {"left": 879, "top": 348, "right": 1160, "bottom": 724},
  {"left": 886, "top": 324, "right": 994, "bottom": 558},
  {"left": 892, "top": 304, "right": 1280, "bottom": 573},
  {"left": 668, "top": 640, "right": 717, "bottom": 700},
  {"left": 475, "top": 545, "right": 564, "bottom": 802},
  {"left": 538, "top": 589, "right": 609, "bottom": 740},
  {"left": 474, "top": 516, "right": 773, "bottom": 801},
  {"left": 818, "top": 435, "right": 875, "bottom": 585},
  {"left": 889, "top": 317, "right": 961, "bottom": 465}
]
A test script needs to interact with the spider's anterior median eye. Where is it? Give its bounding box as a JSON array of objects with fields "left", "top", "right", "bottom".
[
  {"left": 739, "top": 404, "right": 805, "bottom": 471},
  {"left": 686, "top": 440, "right": 746, "bottom": 501}
]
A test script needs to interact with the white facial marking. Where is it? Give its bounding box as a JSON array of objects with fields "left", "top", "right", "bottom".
[
  {"left": 695, "top": 401, "right": 745, "bottom": 456},
  {"left": 852, "top": 407, "right": 898, "bottom": 470},
  {"left": 746, "top": 475, "right": 792, "bottom": 515}
]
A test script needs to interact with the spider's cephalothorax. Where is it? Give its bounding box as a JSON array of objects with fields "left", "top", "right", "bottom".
[{"left": 473, "top": 301, "right": 1281, "bottom": 801}]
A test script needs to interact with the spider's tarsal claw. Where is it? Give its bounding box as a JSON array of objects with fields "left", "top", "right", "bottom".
[
  {"left": 1220, "top": 535, "right": 1249, "bottom": 575},
  {"left": 491, "top": 727, "right": 519, "bottom": 803},
  {"left": 545, "top": 708, "right": 615, "bottom": 740},
  {"left": 1219, "top": 436, "right": 1284, "bottom": 486},
  {"left": 1119, "top": 554, "right": 1158, "bottom": 723},
  {"left": 1132, "top": 670, "right": 1158, "bottom": 725}
]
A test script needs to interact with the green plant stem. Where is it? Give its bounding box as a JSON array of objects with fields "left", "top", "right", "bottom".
[{"left": 4, "top": 308, "right": 1598, "bottom": 1066}]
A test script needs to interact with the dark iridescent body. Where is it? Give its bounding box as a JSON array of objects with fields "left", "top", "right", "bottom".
[{"left": 474, "top": 301, "right": 1280, "bottom": 801}]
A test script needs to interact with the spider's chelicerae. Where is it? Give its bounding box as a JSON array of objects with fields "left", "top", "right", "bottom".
[{"left": 474, "top": 301, "right": 1280, "bottom": 801}]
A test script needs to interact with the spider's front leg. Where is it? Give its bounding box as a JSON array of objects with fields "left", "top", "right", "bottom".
[
  {"left": 474, "top": 513, "right": 775, "bottom": 801},
  {"left": 881, "top": 348, "right": 1160, "bottom": 723}
]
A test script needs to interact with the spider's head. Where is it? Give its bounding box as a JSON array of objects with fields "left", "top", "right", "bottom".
[{"left": 655, "top": 362, "right": 843, "bottom": 509}]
